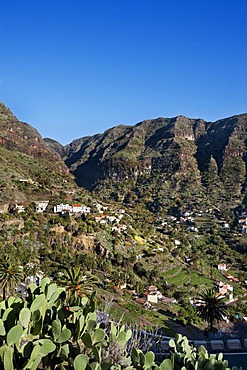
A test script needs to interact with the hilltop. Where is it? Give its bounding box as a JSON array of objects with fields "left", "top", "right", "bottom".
[{"left": 0, "top": 102, "right": 76, "bottom": 205}]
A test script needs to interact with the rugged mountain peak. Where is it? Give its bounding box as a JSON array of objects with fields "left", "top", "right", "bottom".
[
  {"left": 0, "top": 102, "right": 74, "bottom": 204},
  {"left": 0, "top": 101, "right": 18, "bottom": 120},
  {"left": 63, "top": 116, "right": 203, "bottom": 189},
  {"left": 0, "top": 102, "right": 68, "bottom": 172},
  {"left": 63, "top": 113, "right": 247, "bottom": 212}
]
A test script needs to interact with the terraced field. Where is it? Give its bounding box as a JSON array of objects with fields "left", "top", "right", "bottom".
[{"left": 161, "top": 265, "right": 213, "bottom": 289}]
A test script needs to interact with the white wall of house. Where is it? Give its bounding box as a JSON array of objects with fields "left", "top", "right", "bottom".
[
  {"left": 147, "top": 294, "right": 158, "bottom": 304},
  {"left": 54, "top": 204, "right": 72, "bottom": 213},
  {"left": 35, "top": 201, "right": 49, "bottom": 213}
]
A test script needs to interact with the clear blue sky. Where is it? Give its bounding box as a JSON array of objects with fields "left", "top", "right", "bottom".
[{"left": 0, "top": 0, "right": 247, "bottom": 144}]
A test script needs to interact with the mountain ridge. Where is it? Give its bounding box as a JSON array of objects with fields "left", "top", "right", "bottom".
[
  {"left": 47, "top": 113, "right": 247, "bottom": 216},
  {"left": 1, "top": 100, "right": 247, "bottom": 215}
]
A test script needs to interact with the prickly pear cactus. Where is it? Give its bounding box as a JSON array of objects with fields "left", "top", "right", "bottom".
[
  {"left": 167, "top": 334, "right": 238, "bottom": 370},
  {"left": 0, "top": 278, "right": 99, "bottom": 369},
  {"left": 0, "top": 279, "right": 241, "bottom": 370}
]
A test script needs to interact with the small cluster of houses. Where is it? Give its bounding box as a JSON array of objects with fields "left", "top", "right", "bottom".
[
  {"left": 53, "top": 203, "right": 91, "bottom": 215},
  {"left": 160, "top": 208, "right": 232, "bottom": 234},
  {"left": 135, "top": 286, "right": 163, "bottom": 306},
  {"left": 112, "top": 282, "right": 176, "bottom": 308},
  {"left": 94, "top": 209, "right": 127, "bottom": 233},
  {"left": 15, "top": 201, "right": 49, "bottom": 214},
  {"left": 223, "top": 273, "right": 240, "bottom": 283},
  {"left": 160, "top": 211, "right": 199, "bottom": 232},
  {"left": 218, "top": 282, "right": 235, "bottom": 304},
  {"left": 217, "top": 263, "right": 239, "bottom": 305},
  {"left": 130, "top": 285, "right": 176, "bottom": 307},
  {"left": 16, "top": 201, "right": 91, "bottom": 215},
  {"left": 217, "top": 263, "right": 240, "bottom": 282},
  {"left": 13, "top": 200, "right": 128, "bottom": 233},
  {"left": 14, "top": 201, "right": 106, "bottom": 216}
]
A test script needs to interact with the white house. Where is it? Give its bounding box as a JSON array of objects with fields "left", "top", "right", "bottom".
[
  {"left": 72, "top": 204, "right": 91, "bottom": 213},
  {"left": 108, "top": 216, "right": 118, "bottom": 223},
  {"left": 19, "top": 178, "right": 35, "bottom": 184},
  {"left": 34, "top": 201, "right": 49, "bottom": 213},
  {"left": 239, "top": 217, "right": 247, "bottom": 225},
  {"left": 217, "top": 263, "right": 228, "bottom": 271},
  {"left": 81, "top": 205, "right": 91, "bottom": 214},
  {"left": 146, "top": 285, "right": 163, "bottom": 304},
  {"left": 95, "top": 214, "right": 107, "bottom": 222},
  {"left": 168, "top": 216, "right": 177, "bottom": 221},
  {"left": 187, "top": 226, "right": 198, "bottom": 232},
  {"left": 15, "top": 204, "right": 25, "bottom": 213},
  {"left": 183, "top": 211, "right": 191, "bottom": 217},
  {"left": 54, "top": 204, "right": 72, "bottom": 213},
  {"left": 146, "top": 286, "right": 158, "bottom": 304},
  {"left": 72, "top": 204, "right": 83, "bottom": 213},
  {"left": 119, "top": 225, "right": 127, "bottom": 232},
  {"left": 94, "top": 203, "right": 108, "bottom": 213}
]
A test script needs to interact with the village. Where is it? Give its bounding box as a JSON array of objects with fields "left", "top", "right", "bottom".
[{"left": 0, "top": 178, "right": 246, "bottom": 340}]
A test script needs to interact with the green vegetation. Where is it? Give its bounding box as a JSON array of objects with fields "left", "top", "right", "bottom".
[
  {"left": 0, "top": 256, "right": 23, "bottom": 300},
  {"left": 56, "top": 266, "right": 100, "bottom": 305},
  {"left": 0, "top": 194, "right": 246, "bottom": 330},
  {"left": 0, "top": 102, "right": 247, "bottom": 346},
  {"left": 0, "top": 279, "right": 240, "bottom": 369},
  {"left": 196, "top": 288, "right": 227, "bottom": 331}
]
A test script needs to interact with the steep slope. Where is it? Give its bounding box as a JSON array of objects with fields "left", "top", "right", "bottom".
[
  {"left": 64, "top": 114, "right": 247, "bottom": 214},
  {"left": 0, "top": 102, "right": 66, "bottom": 166},
  {"left": 43, "top": 138, "right": 65, "bottom": 157},
  {"left": 196, "top": 114, "right": 247, "bottom": 205},
  {"left": 64, "top": 117, "right": 202, "bottom": 186},
  {"left": 0, "top": 102, "right": 73, "bottom": 204}
]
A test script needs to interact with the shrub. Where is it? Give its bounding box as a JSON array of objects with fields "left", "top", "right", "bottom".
[{"left": 0, "top": 279, "right": 240, "bottom": 369}]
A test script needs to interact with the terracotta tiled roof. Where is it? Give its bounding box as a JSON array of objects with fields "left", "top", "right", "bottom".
[
  {"left": 148, "top": 285, "right": 157, "bottom": 291},
  {"left": 136, "top": 297, "right": 147, "bottom": 305}
]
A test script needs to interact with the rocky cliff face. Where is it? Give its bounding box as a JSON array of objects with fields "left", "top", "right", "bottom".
[
  {"left": 3, "top": 100, "right": 246, "bottom": 213},
  {"left": 63, "top": 114, "right": 247, "bottom": 212},
  {"left": 63, "top": 117, "right": 198, "bottom": 186},
  {"left": 195, "top": 114, "right": 247, "bottom": 203},
  {"left": 61, "top": 116, "right": 215, "bottom": 185}
]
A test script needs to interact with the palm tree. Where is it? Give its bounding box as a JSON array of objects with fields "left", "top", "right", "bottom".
[
  {"left": 0, "top": 256, "right": 24, "bottom": 300},
  {"left": 195, "top": 287, "right": 227, "bottom": 331},
  {"left": 56, "top": 266, "right": 99, "bottom": 305}
]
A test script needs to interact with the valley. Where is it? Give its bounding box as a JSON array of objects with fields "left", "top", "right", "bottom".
[{"left": 0, "top": 102, "right": 246, "bottom": 340}]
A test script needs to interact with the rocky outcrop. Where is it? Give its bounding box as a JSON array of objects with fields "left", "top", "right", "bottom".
[
  {"left": 64, "top": 113, "right": 247, "bottom": 211},
  {"left": 0, "top": 102, "right": 68, "bottom": 173},
  {"left": 0, "top": 102, "right": 74, "bottom": 204}
]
